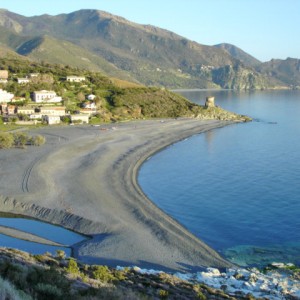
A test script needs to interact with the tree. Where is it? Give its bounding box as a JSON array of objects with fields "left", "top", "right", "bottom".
[{"left": 0, "top": 132, "right": 14, "bottom": 149}]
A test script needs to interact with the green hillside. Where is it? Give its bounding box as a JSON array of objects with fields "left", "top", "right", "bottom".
[
  {"left": 0, "top": 56, "right": 249, "bottom": 123},
  {"left": 16, "top": 35, "right": 138, "bottom": 83},
  {"left": 0, "top": 9, "right": 286, "bottom": 89}
]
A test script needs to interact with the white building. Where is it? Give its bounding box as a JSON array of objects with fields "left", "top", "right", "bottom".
[
  {"left": 0, "top": 89, "right": 14, "bottom": 103},
  {"left": 0, "top": 70, "right": 8, "bottom": 80},
  {"left": 17, "top": 78, "right": 30, "bottom": 84},
  {"left": 79, "top": 108, "right": 96, "bottom": 116},
  {"left": 17, "top": 107, "right": 35, "bottom": 115},
  {"left": 82, "top": 101, "right": 96, "bottom": 109},
  {"left": 32, "top": 90, "right": 62, "bottom": 103},
  {"left": 42, "top": 115, "right": 61, "bottom": 125},
  {"left": 29, "top": 73, "right": 39, "bottom": 78},
  {"left": 70, "top": 114, "right": 89, "bottom": 124},
  {"left": 40, "top": 107, "right": 66, "bottom": 116},
  {"left": 66, "top": 76, "right": 86, "bottom": 82},
  {"left": 29, "top": 114, "right": 42, "bottom": 120},
  {"left": 87, "top": 94, "right": 96, "bottom": 101}
]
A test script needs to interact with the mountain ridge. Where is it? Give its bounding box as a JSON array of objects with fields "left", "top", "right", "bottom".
[{"left": 0, "top": 8, "right": 298, "bottom": 89}]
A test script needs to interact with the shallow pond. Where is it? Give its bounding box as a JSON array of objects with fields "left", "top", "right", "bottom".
[{"left": 0, "top": 213, "right": 87, "bottom": 256}]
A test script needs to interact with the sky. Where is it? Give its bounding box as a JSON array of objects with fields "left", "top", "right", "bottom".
[{"left": 0, "top": 0, "right": 299, "bottom": 62}]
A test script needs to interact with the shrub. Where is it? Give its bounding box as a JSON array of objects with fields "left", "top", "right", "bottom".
[
  {"left": 13, "top": 132, "right": 28, "bottom": 147},
  {"left": 92, "top": 265, "right": 115, "bottom": 283},
  {"left": 65, "top": 258, "right": 80, "bottom": 275},
  {"left": 55, "top": 250, "right": 66, "bottom": 260},
  {"left": 0, "top": 276, "right": 32, "bottom": 300},
  {"left": 158, "top": 289, "right": 169, "bottom": 299},
  {"left": 197, "top": 291, "right": 207, "bottom": 300},
  {"left": 34, "top": 283, "right": 63, "bottom": 299},
  {"left": 0, "top": 261, "right": 29, "bottom": 290},
  {"left": 0, "top": 132, "right": 14, "bottom": 148},
  {"left": 32, "top": 135, "right": 46, "bottom": 146}
]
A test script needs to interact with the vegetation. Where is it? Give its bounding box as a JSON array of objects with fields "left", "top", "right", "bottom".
[
  {"left": 0, "top": 131, "right": 46, "bottom": 149},
  {"left": 0, "top": 132, "right": 14, "bottom": 148},
  {"left": 0, "top": 9, "right": 292, "bottom": 89},
  {"left": 0, "top": 57, "right": 249, "bottom": 128},
  {"left": 0, "top": 248, "right": 256, "bottom": 299}
]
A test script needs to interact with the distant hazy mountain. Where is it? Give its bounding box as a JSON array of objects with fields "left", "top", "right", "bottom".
[
  {"left": 0, "top": 9, "right": 296, "bottom": 89},
  {"left": 214, "top": 43, "right": 261, "bottom": 68},
  {"left": 256, "top": 58, "right": 300, "bottom": 88}
]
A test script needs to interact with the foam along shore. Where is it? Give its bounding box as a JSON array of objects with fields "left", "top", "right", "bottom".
[{"left": 0, "top": 118, "right": 238, "bottom": 272}]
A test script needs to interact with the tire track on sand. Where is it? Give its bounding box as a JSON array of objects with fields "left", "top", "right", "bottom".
[{"left": 21, "top": 133, "right": 69, "bottom": 193}]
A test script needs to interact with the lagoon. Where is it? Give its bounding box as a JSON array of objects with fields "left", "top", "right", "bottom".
[{"left": 0, "top": 214, "right": 86, "bottom": 256}]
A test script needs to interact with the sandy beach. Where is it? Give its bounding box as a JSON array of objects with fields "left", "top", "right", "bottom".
[{"left": 0, "top": 118, "right": 237, "bottom": 272}]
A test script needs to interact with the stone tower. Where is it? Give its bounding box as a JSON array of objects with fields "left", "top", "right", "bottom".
[{"left": 205, "top": 96, "right": 215, "bottom": 108}]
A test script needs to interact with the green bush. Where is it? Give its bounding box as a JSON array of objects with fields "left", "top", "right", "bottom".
[
  {"left": 31, "top": 135, "right": 46, "bottom": 146},
  {"left": 0, "top": 132, "right": 14, "bottom": 148},
  {"left": 65, "top": 258, "right": 80, "bottom": 275},
  {"left": 159, "top": 289, "right": 169, "bottom": 299},
  {"left": 55, "top": 250, "right": 66, "bottom": 260},
  {"left": 92, "top": 265, "right": 115, "bottom": 283},
  {"left": 197, "top": 291, "right": 207, "bottom": 300},
  {"left": 13, "top": 132, "right": 28, "bottom": 147}
]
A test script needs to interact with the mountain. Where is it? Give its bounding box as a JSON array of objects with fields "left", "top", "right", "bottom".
[
  {"left": 257, "top": 57, "right": 300, "bottom": 88},
  {"left": 214, "top": 43, "right": 261, "bottom": 68},
  {"left": 15, "top": 35, "right": 137, "bottom": 82},
  {"left": 0, "top": 9, "right": 295, "bottom": 89}
]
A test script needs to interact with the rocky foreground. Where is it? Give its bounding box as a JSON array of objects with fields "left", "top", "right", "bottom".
[{"left": 0, "top": 248, "right": 300, "bottom": 299}]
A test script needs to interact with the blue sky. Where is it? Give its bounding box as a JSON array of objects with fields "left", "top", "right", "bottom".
[{"left": 1, "top": 0, "right": 299, "bottom": 62}]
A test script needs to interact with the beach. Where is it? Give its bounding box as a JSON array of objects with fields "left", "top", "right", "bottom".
[{"left": 0, "top": 118, "right": 236, "bottom": 272}]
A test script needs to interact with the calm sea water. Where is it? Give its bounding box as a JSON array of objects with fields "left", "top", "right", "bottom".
[{"left": 138, "top": 90, "right": 300, "bottom": 266}]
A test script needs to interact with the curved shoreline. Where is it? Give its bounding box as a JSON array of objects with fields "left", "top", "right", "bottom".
[{"left": 0, "top": 119, "right": 238, "bottom": 272}]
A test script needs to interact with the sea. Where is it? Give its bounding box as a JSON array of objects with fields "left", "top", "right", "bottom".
[{"left": 138, "top": 89, "right": 300, "bottom": 267}]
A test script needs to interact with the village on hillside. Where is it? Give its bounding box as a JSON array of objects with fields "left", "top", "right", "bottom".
[{"left": 0, "top": 70, "right": 97, "bottom": 125}]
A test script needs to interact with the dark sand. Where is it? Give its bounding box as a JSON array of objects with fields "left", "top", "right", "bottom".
[{"left": 0, "top": 119, "right": 236, "bottom": 272}]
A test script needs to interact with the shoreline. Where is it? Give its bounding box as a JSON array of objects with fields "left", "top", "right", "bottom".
[{"left": 0, "top": 119, "right": 238, "bottom": 272}]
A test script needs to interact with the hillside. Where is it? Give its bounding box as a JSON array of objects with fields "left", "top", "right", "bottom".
[
  {"left": 0, "top": 56, "right": 249, "bottom": 123},
  {"left": 214, "top": 43, "right": 261, "bottom": 68},
  {"left": 257, "top": 57, "right": 300, "bottom": 88},
  {"left": 0, "top": 9, "right": 285, "bottom": 89},
  {"left": 16, "top": 35, "right": 138, "bottom": 82},
  {"left": 0, "top": 248, "right": 299, "bottom": 299}
]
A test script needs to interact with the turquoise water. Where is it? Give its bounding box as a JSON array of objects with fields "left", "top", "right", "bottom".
[{"left": 139, "top": 90, "right": 300, "bottom": 266}]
